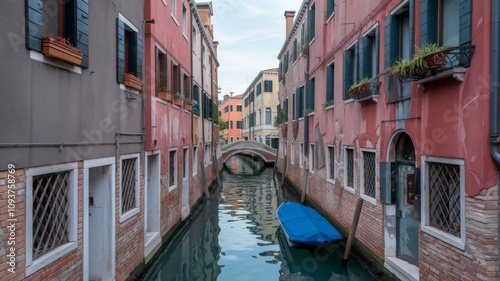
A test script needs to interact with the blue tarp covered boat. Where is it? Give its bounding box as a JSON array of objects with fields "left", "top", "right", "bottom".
[{"left": 277, "top": 201, "right": 342, "bottom": 246}]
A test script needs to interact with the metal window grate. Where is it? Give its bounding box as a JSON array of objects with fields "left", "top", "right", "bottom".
[
  {"left": 428, "top": 162, "right": 460, "bottom": 237},
  {"left": 122, "top": 158, "right": 137, "bottom": 213},
  {"left": 363, "top": 152, "right": 376, "bottom": 198},
  {"left": 328, "top": 147, "right": 335, "bottom": 180},
  {"left": 32, "top": 171, "right": 70, "bottom": 259},
  {"left": 346, "top": 149, "right": 354, "bottom": 187}
]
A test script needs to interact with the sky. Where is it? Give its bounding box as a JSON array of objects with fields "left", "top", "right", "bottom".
[{"left": 203, "top": 0, "right": 304, "bottom": 99}]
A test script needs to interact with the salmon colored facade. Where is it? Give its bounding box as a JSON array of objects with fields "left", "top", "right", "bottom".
[
  {"left": 278, "top": 0, "right": 499, "bottom": 280},
  {"left": 219, "top": 93, "right": 244, "bottom": 143}
]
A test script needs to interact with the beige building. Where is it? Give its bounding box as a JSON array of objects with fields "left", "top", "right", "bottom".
[{"left": 241, "top": 68, "right": 279, "bottom": 148}]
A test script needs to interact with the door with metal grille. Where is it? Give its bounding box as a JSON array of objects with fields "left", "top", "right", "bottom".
[{"left": 395, "top": 134, "right": 419, "bottom": 265}]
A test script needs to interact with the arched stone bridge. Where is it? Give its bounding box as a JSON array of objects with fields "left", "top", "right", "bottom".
[{"left": 221, "top": 140, "right": 277, "bottom": 164}]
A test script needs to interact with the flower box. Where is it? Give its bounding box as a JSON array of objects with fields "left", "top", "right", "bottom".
[
  {"left": 159, "top": 91, "right": 171, "bottom": 101},
  {"left": 173, "top": 98, "right": 183, "bottom": 106},
  {"left": 124, "top": 73, "right": 142, "bottom": 91},
  {"left": 42, "top": 37, "right": 82, "bottom": 65},
  {"left": 185, "top": 103, "right": 192, "bottom": 111}
]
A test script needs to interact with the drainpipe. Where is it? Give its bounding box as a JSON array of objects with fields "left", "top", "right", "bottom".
[{"left": 490, "top": 0, "right": 500, "bottom": 163}]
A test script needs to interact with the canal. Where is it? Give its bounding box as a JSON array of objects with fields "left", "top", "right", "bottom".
[{"left": 140, "top": 155, "right": 392, "bottom": 281}]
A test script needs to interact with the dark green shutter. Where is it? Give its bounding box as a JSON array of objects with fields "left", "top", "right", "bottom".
[
  {"left": 306, "top": 78, "right": 314, "bottom": 110},
  {"left": 25, "top": 0, "right": 43, "bottom": 51},
  {"left": 136, "top": 32, "right": 143, "bottom": 79},
  {"left": 65, "top": 0, "right": 89, "bottom": 67},
  {"left": 360, "top": 36, "right": 371, "bottom": 79},
  {"left": 384, "top": 15, "right": 400, "bottom": 68},
  {"left": 459, "top": 0, "right": 472, "bottom": 45},
  {"left": 292, "top": 92, "right": 296, "bottom": 120},
  {"left": 343, "top": 50, "right": 353, "bottom": 100},
  {"left": 116, "top": 18, "right": 125, "bottom": 84},
  {"left": 409, "top": 0, "right": 415, "bottom": 57},
  {"left": 278, "top": 61, "right": 282, "bottom": 81},
  {"left": 374, "top": 26, "right": 380, "bottom": 75},
  {"left": 128, "top": 32, "right": 138, "bottom": 76},
  {"left": 420, "top": 0, "right": 438, "bottom": 46},
  {"left": 277, "top": 104, "right": 281, "bottom": 124},
  {"left": 298, "top": 87, "right": 304, "bottom": 118},
  {"left": 326, "top": 65, "right": 334, "bottom": 102}
]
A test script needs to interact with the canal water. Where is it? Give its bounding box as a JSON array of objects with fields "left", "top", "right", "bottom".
[{"left": 140, "top": 155, "right": 390, "bottom": 281}]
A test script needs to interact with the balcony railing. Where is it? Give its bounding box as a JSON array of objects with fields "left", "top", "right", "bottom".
[
  {"left": 397, "top": 45, "right": 475, "bottom": 83},
  {"left": 348, "top": 80, "right": 381, "bottom": 102}
]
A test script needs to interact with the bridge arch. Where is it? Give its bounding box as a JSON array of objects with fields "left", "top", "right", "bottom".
[{"left": 221, "top": 140, "right": 277, "bottom": 164}]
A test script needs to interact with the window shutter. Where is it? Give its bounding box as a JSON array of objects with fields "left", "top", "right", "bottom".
[
  {"left": 65, "top": 0, "right": 89, "bottom": 67},
  {"left": 459, "top": 0, "right": 472, "bottom": 45},
  {"left": 278, "top": 61, "right": 282, "bottom": 82},
  {"left": 374, "top": 25, "right": 380, "bottom": 75},
  {"left": 408, "top": 0, "right": 415, "bottom": 57},
  {"left": 116, "top": 18, "right": 125, "bottom": 84},
  {"left": 420, "top": 0, "right": 438, "bottom": 46},
  {"left": 360, "top": 36, "right": 371, "bottom": 79},
  {"left": 326, "top": 65, "right": 334, "bottom": 102},
  {"left": 384, "top": 15, "right": 400, "bottom": 68},
  {"left": 277, "top": 104, "right": 281, "bottom": 123},
  {"left": 343, "top": 50, "right": 353, "bottom": 100},
  {"left": 292, "top": 92, "right": 296, "bottom": 120},
  {"left": 155, "top": 47, "right": 160, "bottom": 94},
  {"left": 136, "top": 32, "right": 143, "bottom": 79},
  {"left": 25, "top": 0, "right": 43, "bottom": 51},
  {"left": 298, "top": 87, "right": 305, "bottom": 118},
  {"left": 306, "top": 79, "right": 315, "bottom": 110}
]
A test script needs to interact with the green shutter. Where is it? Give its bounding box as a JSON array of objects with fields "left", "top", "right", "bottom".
[
  {"left": 420, "top": 0, "right": 438, "bottom": 46},
  {"left": 65, "top": 0, "right": 89, "bottom": 67},
  {"left": 278, "top": 61, "right": 282, "bottom": 81},
  {"left": 25, "top": 0, "right": 43, "bottom": 51},
  {"left": 343, "top": 50, "right": 353, "bottom": 100},
  {"left": 136, "top": 32, "right": 143, "bottom": 79},
  {"left": 384, "top": 15, "right": 400, "bottom": 68},
  {"left": 116, "top": 18, "right": 125, "bottom": 84},
  {"left": 306, "top": 78, "right": 315, "bottom": 110},
  {"left": 292, "top": 91, "right": 296, "bottom": 120},
  {"left": 459, "top": 0, "right": 472, "bottom": 45},
  {"left": 374, "top": 26, "right": 380, "bottom": 75},
  {"left": 326, "top": 65, "right": 334, "bottom": 102},
  {"left": 409, "top": 0, "right": 415, "bottom": 57},
  {"left": 360, "top": 36, "right": 371, "bottom": 79}
]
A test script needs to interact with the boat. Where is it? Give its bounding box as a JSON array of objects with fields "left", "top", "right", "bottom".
[{"left": 277, "top": 201, "right": 342, "bottom": 247}]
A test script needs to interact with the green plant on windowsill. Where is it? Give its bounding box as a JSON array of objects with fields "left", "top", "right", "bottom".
[
  {"left": 303, "top": 108, "right": 314, "bottom": 116},
  {"left": 390, "top": 43, "right": 450, "bottom": 78},
  {"left": 301, "top": 44, "right": 308, "bottom": 56},
  {"left": 323, "top": 99, "right": 334, "bottom": 108}
]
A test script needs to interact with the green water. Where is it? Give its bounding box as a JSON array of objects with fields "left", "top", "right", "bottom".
[{"left": 140, "top": 155, "right": 389, "bottom": 281}]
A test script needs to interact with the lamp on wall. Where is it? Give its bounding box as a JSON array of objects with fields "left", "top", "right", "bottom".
[{"left": 143, "top": 19, "right": 155, "bottom": 24}]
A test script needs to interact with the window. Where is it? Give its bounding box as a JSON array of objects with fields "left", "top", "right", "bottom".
[
  {"left": 25, "top": 0, "right": 89, "bottom": 67},
  {"left": 343, "top": 42, "right": 359, "bottom": 100},
  {"left": 306, "top": 78, "right": 315, "bottom": 111},
  {"left": 284, "top": 51, "right": 289, "bottom": 74},
  {"left": 193, "top": 146, "right": 198, "bottom": 175},
  {"left": 327, "top": 0, "right": 335, "bottom": 19},
  {"left": 230, "top": 105, "right": 233, "bottom": 111},
  {"left": 291, "top": 142, "right": 295, "bottom": 164},
  {"left": 230, "top": 120, "right": 234, "bottom": 129},
  {"left": 236, "top": 120, "right": 242, "bottom": 129},
  {"left": 183, "top": 73, "right": 190, "bottom": 100},
  {"left": 182, "top": 3, "right": 187, "bottom": 35},
  {"left": 204, "top": 143, "right": 211, "bottom": 166},
  {"left": 293, "top": 38, "right": 298, "bottom": 62},
  {"left": 236, "top": 105, "right": 242, "bottom": 112},
  {"left": 299, "top": 143, "right": 304, "bottom": 168},
  {"left": 361, "top": 150, "right": 376, "bottom": 203},
  {"left": 361, "top": 25, "right": 379, "bottom": 79},
  {"left": 169, "top": 149, "right": 177, "bottom": 188},
  {"left": 258, "top": 109, "right": 262, "bottom": 125},
  {"left": 265, "top": 108, "right": 272, "bottom": 124},
  {"left": 121, "top": 154, "right": 140, "bottom": 219},
  {"left": 283, "top": 98, "right": 289, "bottom": 122},
  {"left": 171, "top": 0, "right": 177, "bottom": 19},
  {"left": 256, "top": 83, "right": 262, "bottom": 95},
  {"left": 420, "top": 0, "right": 471, "bottom": 47},
  {"left": 278, "top": 61, "right": 283, "bottom": 82},
  {"left": 224, "top": 106, "right": 229, "bottom": 113},
  {"left": 309, "top": 144, "right": 315, "bottom": 173},
  {"left": 192, "top": 26, "right": 197, "bottom": 50},
  {"left": 295, "top": 86, "right": 304, "bottom": 119},
  {"left": 309, "top": 3, "right": 316, "bottom": 42},
  {"left": 183, "top": 147, "right": 189, "bottom": 179},
  {"left": 344, "top": 147, "right": 354, "bottom": 192},
  {"left": 156, "top": 48, "right": 168, "bottom": 95},
  {"left": 326, "top": 62, "right": 334, "bottom": 104},
  {"left": 422, "top": 156, "right": 465, "bottom": 250},
  {"left": 300, "top": 23, "right": 305, "bottom": 46},
  {"left": 171, "top": 63, "right": 180, "bottom": 95},
  {"left": 264, "top": 80, "right": 273, "bottom": 92},
  {"left": 225, "top": 121, "right": 229, "bottom": 130},
  {"left": 117, "top": 16, "right": 143, "bottom": 85},
  {"left": 26, "top": 163, "right": 78, "bottom": 276},
  {"left": 327, "top": 145, "right": 335, "bottom": 183}
]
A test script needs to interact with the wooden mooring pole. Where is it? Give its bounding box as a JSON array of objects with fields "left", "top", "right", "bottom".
[
  {"left": 280, "top": 155, "right": 288, "bottom": 188},
  {"left": 300, "top": 163, "right": 309, "bottom": 204},
  {"left": 200, "top": 160, "right": 209, "bottom": 199},
  {"left": 342, "top": 198, "right": 364, "bottom": 267}
]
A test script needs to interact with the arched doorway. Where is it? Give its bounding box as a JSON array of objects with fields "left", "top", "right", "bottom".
[{"left": 394, "top": 132, "right": 419, "bottom": 265}]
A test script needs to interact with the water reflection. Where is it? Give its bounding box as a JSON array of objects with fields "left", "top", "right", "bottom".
[{"left": 224, "top": 154, "right": 266, "bottom": 175}]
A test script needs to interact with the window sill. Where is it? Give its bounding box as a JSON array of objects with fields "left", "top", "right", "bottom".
[
  {"left": 344, "top": 98, "right": 356, "bottom": 104},
  {"left": 361, "top": 194, "right": 376, "bottom": 205},
  {"left": 344, "top": 186, "right": 355, "bottom": 194},
  {"left": 326, "top": 12, "right": 335, "bottom": 24},
  {"left": 417, "top": 67, "right": 466, "bottom": 91},
  {"left": 327, "top": 179, "right": 335, "bottom": 185},
  {"left": 168, "top": 185, "right": 177, "bottom": 192},
  {"left": 324, "top": 104, "right": 334, "bottom": 110},
  {"left": 309, "top": 37, "right": 316, "bottom": 46},
  {"left": 171, "top": 15, "right": 179, "bottom": 26},
  {"left": 30, "top": 51, "right": 82, "bottom": 74},
  {"left": 26, "top": 242, "right": 78, "bottom": 276},
  {"left": 120, "top": 207, "right": 139, "bottom": 223},
  {"left": 183, "top": 33, "right": 189, "bottom": 42},
  {"left": 421, "top": 225, "right": 465, "bottom": 251}
]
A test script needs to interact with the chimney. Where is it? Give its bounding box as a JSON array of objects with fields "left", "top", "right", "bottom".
[{"left": 284, "top": 11, "right": 296, "bottom": 37}]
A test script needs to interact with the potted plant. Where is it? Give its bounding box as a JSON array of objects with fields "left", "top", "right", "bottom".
[
  {"left": 303, "top": 108, "right": 314, "bottom": 116},
  {"left": 124, "top": 73, "right": 142, "bottom": 90},
  {"left": 348, "top": 77, "right": 371, "bottom": 98},
  {"left": 42, "top": 35, "right": 82, "bottom": 65},
  {"left": 158, "top": 86, "right": 171, "bottom": 101},
  {"left": 323, "top": 99, "right": 334, "bottom": 108},
  {"left": 172, "top": 92, "right": 183, "bottom": 106},
  {"left": 301, "top": 44, "right": 308, "bottom": 57},
  {"left": 184, "top": 98, "right": 193, "bottom": 111},
  {"left": 416, "top": 43, "right": 450, "bottom": 69}
]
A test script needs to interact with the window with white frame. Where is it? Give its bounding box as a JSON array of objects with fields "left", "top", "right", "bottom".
[
  {"left": 290, "top": 142, "right": 295, "bottom": 164},
  {"left": 204, "top": 143, "right": 211, "bottom": 166},
  {"left": 361, "top": 149, "right": 376, "bottom": 203},
  {"left": 26, "top": 163, "right": 78, "bottom": 276},
  {"left": 182, "top": 3, "right": 187, "bottom": 35},
  {"left": 183, "top": 147, "right": 189, "bottom": 179},
  {"left": 121, "top": 154, "right": 140, "bottom": 217},
  {"left": 327, "top": 145, "right": 335, "bottom": 183},
  {"left": 309, "top": 144, "right": 315, "bottom": 173},
  {"left": 171, "top": 0, "right": 176, "bottom": 19},
  {"left": 299, "top": 143, "right": 304, "bottom": 168},
  {"left": 169, "top": 149, "right": 177, "bottom": 187},
  {"left": 193, "top": 146, "right": 198, "bottom": 175},
  {"left": 344, "top": 147, "right": 354, "bottom": 192},
  {"left": 422, "top": 156, "right": 465, "bottom": 249},
  {"left": 192, "top": 26, "right": 197, "bottom": 50}
]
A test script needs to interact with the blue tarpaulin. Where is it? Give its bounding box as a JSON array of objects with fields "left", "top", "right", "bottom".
[{"left": 277, "top": 201, "right": 342, "bottom": 246}]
